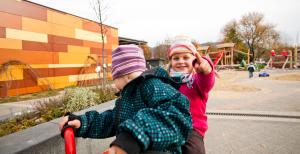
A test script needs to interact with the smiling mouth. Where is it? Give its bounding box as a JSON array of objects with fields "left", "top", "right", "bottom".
[{"left": 177, "top": 66, "right": 187, "bottom": 69}]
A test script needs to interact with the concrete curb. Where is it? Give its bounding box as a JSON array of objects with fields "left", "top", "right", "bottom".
[
  {"left": 0, "top": 100, "right": 115, "bottom": 154},
  {"left": 207, "top": 110, "right": 300, "bottom": 123},
  {"left": 207, "top": 109, "right": 300, "bottom": 117}
]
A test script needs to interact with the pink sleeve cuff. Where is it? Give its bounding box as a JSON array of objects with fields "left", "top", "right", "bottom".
[{"left": 193, "top": 56, "right": 215, "bottom": 93}]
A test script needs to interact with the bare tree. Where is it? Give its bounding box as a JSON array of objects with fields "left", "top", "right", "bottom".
[
  {"left": 152, "top": 44, "right": 170, "bottom": 60},
  {"left": 222, "top": 12, "right": 280, "bottom": 62},
  {"left": 140, "top": 44, "right": 152, "bottom": 60},
  {"left": 152, "top": 37, "right": 175, "bottom": 60},
  {"left": 222, "top": 20, "right": 248, "bottom": 54},
  {"left": 222, "top": 20, "right": 241, "bottom": 43},
  {"left": 238, "top": 12, "right": 279, "bottom": 62},
  {"left": 91, "top": 0, "right": 109, "bottom": 87},
  {"left": 191, "top": 39, "right": 201, "bottom": 50}
]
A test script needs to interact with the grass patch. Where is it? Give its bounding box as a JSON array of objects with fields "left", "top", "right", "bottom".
[{"left": 0, "top": 87, "right": 117, "bottom": 137}]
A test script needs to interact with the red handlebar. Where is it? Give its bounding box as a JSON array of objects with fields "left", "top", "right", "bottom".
[
  {"left": 63, "top": 127, "right": 76, "bottom": 154},
  {"left": 102, "top": 150, "right": 109, "bottom": 154}
]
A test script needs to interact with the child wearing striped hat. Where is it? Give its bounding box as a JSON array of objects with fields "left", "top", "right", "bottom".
[
  {"left": 59, "top": 44, "right": 192, "bottom": 154},
  {"left": 167, "top": 36, "right": 215, "bottom": 154}
]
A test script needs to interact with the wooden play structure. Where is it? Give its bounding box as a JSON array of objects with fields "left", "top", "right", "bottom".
[
  {"left": 266, "top": 48, "right": 299, "bottom": 69},
  {"left": 198, "top": 42, "right": 299, "bottom": 69},
  {"left": 198, "top": 43, "right": 250, "bottom": 66}
]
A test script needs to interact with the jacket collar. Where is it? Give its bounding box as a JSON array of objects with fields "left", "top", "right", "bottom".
[{"left": 119, "top": 67, "right": 181, "bottom": 95}]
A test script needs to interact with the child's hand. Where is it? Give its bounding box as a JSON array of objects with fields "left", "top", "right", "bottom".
[
  {"left": 59, "top": 116, "right": 81, "bottom": 130},
  {"left": 193, "top": 52, "right": 212, "bottom": 75},
  {"left": 102, "top": 145, "right": 127, "bottom": 154}
]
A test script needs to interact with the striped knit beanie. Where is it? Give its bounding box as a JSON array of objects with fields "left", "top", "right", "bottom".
[
  {"left": 168, "top": 35, "right": 197, "bottom": 59},
  {"left": 112, "top": 44, "right": 146, "bottom": 79}
]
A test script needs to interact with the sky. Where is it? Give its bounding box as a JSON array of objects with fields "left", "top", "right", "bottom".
[{"left": 29, "top": 0, "right": 300, "bottom": 47}]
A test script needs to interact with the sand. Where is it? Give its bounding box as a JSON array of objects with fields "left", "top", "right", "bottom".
[
  {"left": 213, "top": 70, "right": 261, "bottom": 92},
  {"left": 267, "top": 73, "right": 300, "bottom": 81}
]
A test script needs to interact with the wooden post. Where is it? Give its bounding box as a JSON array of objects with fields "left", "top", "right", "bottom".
[
  {"left": 289, "top": 50, "right": 292, "bottom": 68},
  {"left": 295, "top": 46, "right": 298, "bottom": 68},
  {"left": 231, "top": 47, "right": 234, "bottom": 65},
  {"left": 224, "top": 53, "right": 226, "bottom": 65},
  {"left": 221, "top": 50, "right": 224, "bottom": 65},
  {"left": 282, "top": 56, "right": 289, "bottom": 69},
  {"left": 224, "top": 48, "right": 227, "bottom": 65}
]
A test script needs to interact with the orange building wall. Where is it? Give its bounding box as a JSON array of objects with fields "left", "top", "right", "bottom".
[{"left": 0, "top": 0, "right": 118, "bottom": 97}]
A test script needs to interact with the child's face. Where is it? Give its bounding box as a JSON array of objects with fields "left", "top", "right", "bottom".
[
  {"left": 113, "top": 76, "right": 127, "bottom": 91},
  {"left": 170, "top": 52, "right": 195, "bottom": 73},
  {"left": 113, "top": 71, "right": 143, "bottom": 91}
]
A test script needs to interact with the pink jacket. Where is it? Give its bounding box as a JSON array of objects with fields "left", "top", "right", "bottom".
[{"left": 179, "top": 58, "right": 215, "bottom": 137}]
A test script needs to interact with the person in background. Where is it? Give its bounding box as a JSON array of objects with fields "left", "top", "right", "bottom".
[
  {"left": 59, "top": 44, "right": 192, "bottom": 154},
  {"left": 247, "top": 62, "right": 256, "bottom": 78}
]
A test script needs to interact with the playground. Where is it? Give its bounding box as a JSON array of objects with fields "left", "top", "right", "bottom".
[{"left": 198, "top": 43, "right": 300, "bottom": 71}]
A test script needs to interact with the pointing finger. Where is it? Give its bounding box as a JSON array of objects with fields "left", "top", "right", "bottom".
[{"left": 195, "top": 52, "right": 204, "bottom": 64}]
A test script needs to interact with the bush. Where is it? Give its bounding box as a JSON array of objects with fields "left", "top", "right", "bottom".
[
  {"left": 64, "top": 87, "right": 99, "bottom": 112},
  {"left": 94, "top": 87, "right": 117, "bottom": 103},
  {"left": 255, "top": 63, "right": 266, "bottom": 71},
  {"left": 241, "top": 63, "right": 266, "bottom": 72},
  {"left": 36, "top": 99, "right": 65, "bottom": 122}
]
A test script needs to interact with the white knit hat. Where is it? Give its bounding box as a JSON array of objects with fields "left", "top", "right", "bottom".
[{"left": 168, "top": 35, "right": 197, "bottom": 59}]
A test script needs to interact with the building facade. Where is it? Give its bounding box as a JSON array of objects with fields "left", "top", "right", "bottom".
[{"left": 0, "top": 0, "right": 118, "bottom": 97}]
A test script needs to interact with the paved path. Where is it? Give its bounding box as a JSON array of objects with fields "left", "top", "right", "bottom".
[
  {"left": 205, "top": 69, "right": 300, "bottom": 154},
  {"left": 0, "top": 93, "right": 64, "bottom": 121},
  {"left": 206, "top": 117, "right": 300, "bottom": 154},
  {"left": 208, "top": 70, "right": 300, "bottom": 112},
  {"left": 0, "top": 101, "right": 34, "bottom": 121}
]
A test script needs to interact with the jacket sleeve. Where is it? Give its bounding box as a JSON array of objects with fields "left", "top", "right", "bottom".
[
  {"left": 75, "top": 108, "right": 117, "bottom": 138},
  {"left": 194, "top": 57, "right": 215, "bottom": 94},
  {"left": 116, "top": 78, "right": 192, "bottom": 152}
]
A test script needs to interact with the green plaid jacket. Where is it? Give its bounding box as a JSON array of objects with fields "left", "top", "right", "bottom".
[{"left": 75, "top": 67, "right": 192, "bottom": 154}]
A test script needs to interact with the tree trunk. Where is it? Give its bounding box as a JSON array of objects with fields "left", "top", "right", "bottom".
[{"left": 250, "top": 46, "right": 255, "bottom": 62}]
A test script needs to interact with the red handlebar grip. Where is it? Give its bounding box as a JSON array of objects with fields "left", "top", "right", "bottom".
[
  {"left": 64, "top": 127, "right": 76, "bottom": 154},
  {"left": 102, "top": 150, "right": 109, "bottom": 154}
]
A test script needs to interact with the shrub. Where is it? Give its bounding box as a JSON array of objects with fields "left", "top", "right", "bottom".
[
  {"left": 64, "top": 87, "right": 99, "bottom": 112},
  {"left": 242, "top": 63, "right": 266, "bottom": 71},
  {"left": 94, "top": 87, "right": 117, "bottom": 103},
  {"left": 35, "top": 99, "right": 65, "bottom": 122},
  {"left": 255, "top": 63, "right": 266, "bottom": 71}
]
